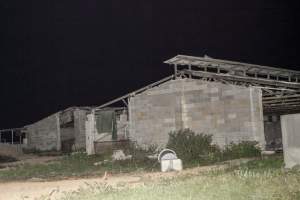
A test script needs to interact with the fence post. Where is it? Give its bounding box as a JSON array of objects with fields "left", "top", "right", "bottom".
[{"left": 11, "top": 130, "right": 14, "bottom": 144}]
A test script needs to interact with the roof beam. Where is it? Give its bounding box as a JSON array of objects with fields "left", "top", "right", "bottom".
[
  {"left": 94, "top": 74, "right": 178, "bottom": 110},
  {"left": 164, "top": 55, "right": 300, "bottom": 76},
  {"left": 263, "top": 94, "right": 300, "bottom": 100},
  {"left": 182, "top": 69, "right": 300, "bottom": 89}
]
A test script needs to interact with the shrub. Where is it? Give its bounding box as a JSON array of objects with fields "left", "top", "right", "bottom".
[
  {"left": 222, "top": 141, "right": 261, "bottom": 160},
  {"left": 125, "top": 142, "right": 159, "bottom": 161},
  {"left": 166, "top": 129, "right": 220, "bottom": 163},
  {"left": 166, "top": 129, "right": 262, "bottom": 165}
]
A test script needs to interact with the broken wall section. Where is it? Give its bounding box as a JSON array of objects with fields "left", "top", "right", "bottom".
[
  {"left": 129, "top": 78, "right": 265, "bottom": 149},
  {"left": 85, "top": 109, "right": 129, "bottom": 155},
  {"left": 25, "top": 108, "right": 90, "bottom": 152},
  {"left": 26, "top": 113, "right": 61, "bottom": 151}
]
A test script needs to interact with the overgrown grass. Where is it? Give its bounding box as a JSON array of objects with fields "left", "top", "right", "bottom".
[
  {"left": 0, "top": 129, "right": 278, "bottom": 182},
  {"left": 55, "top": 157, "right": 300, "bottom": 200},
  {"left": 0, "top": 152, "right": 158, "bottom": 182},
  {"left": 238, "top": 155, "right": 284, "bottom": 171}
]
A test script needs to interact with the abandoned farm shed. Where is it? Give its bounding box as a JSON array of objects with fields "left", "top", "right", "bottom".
[
  {"left": 1, "top": 55, "right": 300, "bottom": 157},
  {"left": 0, "top": 106, "right": 128, "bottom": 156}
]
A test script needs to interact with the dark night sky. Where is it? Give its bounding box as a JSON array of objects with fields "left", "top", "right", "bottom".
[{"left": 0, "top": 1, "right": 299, "bottom": 129}]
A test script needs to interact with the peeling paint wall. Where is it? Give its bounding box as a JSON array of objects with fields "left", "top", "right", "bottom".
[{"left": 129, "top": 78, "right": 265, "bottom": 149}]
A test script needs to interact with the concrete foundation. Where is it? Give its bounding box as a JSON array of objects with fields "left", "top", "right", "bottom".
[{"left": 129, "top": 78, "right": 265, "bottom": 149}]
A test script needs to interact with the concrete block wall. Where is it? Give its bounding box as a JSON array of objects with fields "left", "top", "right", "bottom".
[
  {"left": 0, "top": 143, "right": 24, "bottom": 156},
  {"left": 129, "top": 78, "right": 265, "bottom": 148},
  {"left": 281, "top": 113, "right": 300, "bottom": 168},
  {"left": 26, "top": 113, "right": 60, "bottom": 151},
  {"left": 24, "top": 108, "right": 90, "bottom": 152},
  {"left": 74, "top": 109, "right": 88, "bottom": 149}
]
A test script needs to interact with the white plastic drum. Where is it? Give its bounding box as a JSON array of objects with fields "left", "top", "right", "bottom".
[{"left": 158, "top": 149, "right": 182, "bottom": 172}]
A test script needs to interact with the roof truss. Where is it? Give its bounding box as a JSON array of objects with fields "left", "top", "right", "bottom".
[{"left": 165, "top": 55, "right": 300, "bottom": 114}]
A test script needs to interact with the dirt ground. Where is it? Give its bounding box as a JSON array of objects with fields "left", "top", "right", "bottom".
[
  {"left": 0, "top": 164, "right": 229, "bottom": 200},
  {"left": 0, "top": 156, "right": 255, "bottom": 200},
  {"left": 0, "top": 175, "right": 141, "bottom": 200}
]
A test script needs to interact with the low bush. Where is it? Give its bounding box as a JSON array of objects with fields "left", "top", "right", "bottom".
[
  {"left": 166, "top": 129, "right": 261, "bottom": 165},
  {"left": 221, "top": 141, "right": 261, "bottom": 160},
  {"left": 166, "top": 129, "right": 221, "bottom": 164},
  {"left": 124, "top": 142, "right": 159, "bottom": 159}
]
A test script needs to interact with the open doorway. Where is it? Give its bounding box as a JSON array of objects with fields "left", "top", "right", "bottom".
[{"left": 263, "top": 114, "right": 282, "bottom": 151}]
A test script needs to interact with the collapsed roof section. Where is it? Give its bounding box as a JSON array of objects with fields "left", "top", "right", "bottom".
[{"left": 165, "top": 55, "right": 300, "bottom": 114}]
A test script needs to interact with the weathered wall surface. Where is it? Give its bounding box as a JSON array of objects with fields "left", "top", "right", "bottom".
[
  {"left": 26, "top": 113, "right": 60, "bottom": 151},
  {"left": 74, "top": 109, "right": 88, "bottom": 150},
  {"left": 281, "top": 113, "right": 300, "bottom": 168},
  {"left": 0, "top": 143, "right": 24, "bottom": 156},
  {"left": 129, "top": 78, "right": 265, "bottom": 148},
  {"left": 116, "top": 112, "right": 128, "bottom": 140},
  {"left": 85, "top": 113, "right": 95, "bottom": 155}
]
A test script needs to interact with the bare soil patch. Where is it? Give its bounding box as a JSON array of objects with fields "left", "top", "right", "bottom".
[{"left": 0, "top": 162, "right": 231, "bottom": 200}]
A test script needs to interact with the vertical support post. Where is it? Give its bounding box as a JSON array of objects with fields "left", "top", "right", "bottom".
[
  {"left": 174, "top": 64, "right": 178, "bottom": 79},
  {"left": 86, "top": 109, "right": 96, "bottom": 155},
  {"left": 128, "top": 97, "right": 133, "bottom": 141},
  {"left": 11, "top": 130, "right": 14, "bottom": 144},
  {"left": 188, "top": 64, "right": 192, "bottom": 78},
  {"left": 56, "top": 113, "right": 61, "bottom": 151},
  {"left": 19, "top": 134, "right": 22, "bottom": 144},
  {"left": 0, "top": 132, "right": 2, "bottom": 143}
]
